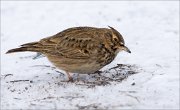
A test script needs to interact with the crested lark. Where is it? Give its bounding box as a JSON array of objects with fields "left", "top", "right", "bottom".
[{"left": 6, "top": 26, "right": 131, "bottom": 81}]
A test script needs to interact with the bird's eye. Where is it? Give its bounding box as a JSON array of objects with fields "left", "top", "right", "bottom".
[{"left": 114, "top": 38, "right": 118, "bottom": 42}]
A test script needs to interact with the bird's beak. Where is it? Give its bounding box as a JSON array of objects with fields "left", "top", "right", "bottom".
[{"left": 122, "top": 46, "right": 131, "bottom": 53}]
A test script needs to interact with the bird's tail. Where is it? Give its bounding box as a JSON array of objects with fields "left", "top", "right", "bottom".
[{"left": 6, "top": 42, "right": 42, "bottom": 54}]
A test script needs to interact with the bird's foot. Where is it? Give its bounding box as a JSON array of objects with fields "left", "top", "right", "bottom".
[{"left": 61, "top": 72, "right": 74, "bottom": 82}]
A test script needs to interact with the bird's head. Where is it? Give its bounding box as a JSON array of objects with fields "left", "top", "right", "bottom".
[{"left": 108, "top": 26, "right": 131, "bottom": 54}]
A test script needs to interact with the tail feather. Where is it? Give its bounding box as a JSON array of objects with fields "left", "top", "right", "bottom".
[
  {"left": 21, "top": 42, "right": 39, "bottom": 47},
  {"left": 6, "top": 42, "right": 41, "bottom": 54},
  {"left": 6, "top": 47, "right": 29, "bottom": 54}
]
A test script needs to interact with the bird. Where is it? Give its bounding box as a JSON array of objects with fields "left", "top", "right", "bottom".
[{"left": 6, "top": 26, "right": 131, "bottom": 82}]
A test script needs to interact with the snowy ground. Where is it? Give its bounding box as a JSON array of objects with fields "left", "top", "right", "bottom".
[{"left": 1, "top": 1, "right": 179, "bottom": 109}]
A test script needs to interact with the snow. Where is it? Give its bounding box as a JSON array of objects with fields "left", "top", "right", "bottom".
[{"left": 1, "top": 1, "right": 179, "bottom": 109}]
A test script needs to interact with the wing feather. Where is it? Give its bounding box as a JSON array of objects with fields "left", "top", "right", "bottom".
[{"left": 39, "top": 27, "right": 105, "bottom": 59}]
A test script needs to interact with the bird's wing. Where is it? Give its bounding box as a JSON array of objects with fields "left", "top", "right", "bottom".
[
  {"left": 39, "top": 28, "right": 102, "bottom": 59},
  {"left": 55, "top": 32, "right": 100, "bottom": 59}
]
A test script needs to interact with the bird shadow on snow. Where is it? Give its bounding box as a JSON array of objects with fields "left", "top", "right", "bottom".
[{"left": 34, "top": 63, "right": 141, "bottom": 87}]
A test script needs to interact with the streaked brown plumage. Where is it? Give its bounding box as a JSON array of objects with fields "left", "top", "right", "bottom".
[{"left": 6, "top": 26, "right": 131, "bottom": 81}]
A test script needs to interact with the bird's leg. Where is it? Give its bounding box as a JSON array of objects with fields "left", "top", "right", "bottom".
[{"left": 66, "top": 72, "right": 73, "bottom": 82}]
